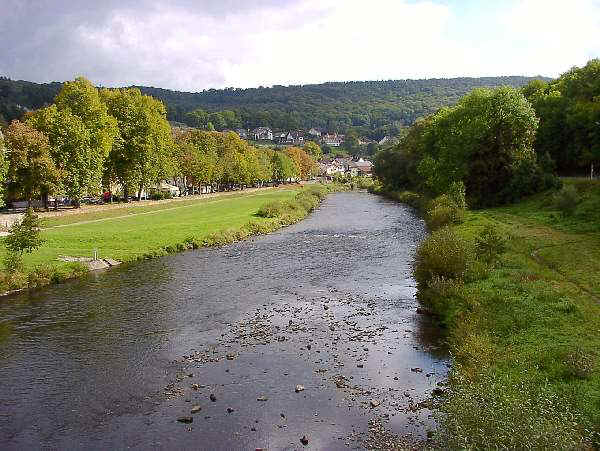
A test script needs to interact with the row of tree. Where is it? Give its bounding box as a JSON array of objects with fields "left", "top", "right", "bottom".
[
  {"left": 521, "top": 59, "right": 600, "bottom": 176},
  {"left": 374, "top": 85, "right": 560, "bottom": 208},
  {"left": 0, "top": 77, "right": 319, "bottom": 208}
]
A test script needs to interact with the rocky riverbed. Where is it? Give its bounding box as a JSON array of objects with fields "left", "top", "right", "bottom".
[{"left": 0, "top": 192, "right": 447, "bottom": 450}]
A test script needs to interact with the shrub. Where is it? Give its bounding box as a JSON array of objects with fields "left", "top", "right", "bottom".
[
  {"left": 554, "top": 185, "right": 580, "bottom": 216},
  {"left": 563, "top": 347, "right": 596, "bottom": 380},
  {"left": 150, "top": 190, "right": 173, "bottom": 200},
  {"left": 475, "top": 224, "right": 507, "bottom": 264},
  {"left": 27, "top": 265, "right": 54, "bottom": 288},
  {"left": 257, "top": 200, "right": 287, "bottom": 218},
  {"left": 414, "top": 227, "right": 474, "bottom": 289},
  {"left": 425, "top": 193, "right": 466, "bottom": 230},
  {"left": 3, "top": 252, "right": 23, "bottom": 274}
]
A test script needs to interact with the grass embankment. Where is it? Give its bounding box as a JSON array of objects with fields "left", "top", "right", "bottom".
[
  {"left": 412, "top": 179, "right": 600, "bottom": 448},
  {"left": 0, "top": 185, "right": 341, "bottom": 294}
]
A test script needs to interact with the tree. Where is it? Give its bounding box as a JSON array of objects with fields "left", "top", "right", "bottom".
[
  {"left": 272, "top": 151, "right": 297, "bottom": 182},
  {"left": 284, "top": 146, "right": 316, "bottom": 179},
  {"left": 4, "top": 120, "right": 59, "bottom": 207},
  {"left": 28, "top": 77, "right": 117, "bottom": 206},
  {"left": 4, "top": 207, "right": 44, "bottom": 272},
  {"left": 304, "top": 141, "right": 323, "bottom": 161},
  {"left": 102, "top": 88, "right": 175, "bottom": 200},
  {"left": 342, "top": 130, "right": 360, "bottom": 156},
  {"left": 174, "top": 130, "right": 219, "bottom": 191}
]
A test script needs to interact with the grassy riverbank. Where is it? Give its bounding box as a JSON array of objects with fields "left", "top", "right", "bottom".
[
  {"left": 0, "top": 184, "right": 341, "bottom": 295},
  {"left": 411, "top": 179, "right": 600, "bottom": 448}
]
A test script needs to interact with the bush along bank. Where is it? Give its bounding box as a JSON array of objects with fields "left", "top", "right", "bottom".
[
  {"left": 408, "top": 179, "right": 600, "bottom": 449},
  {"left": 0, "top": 184, "right": 345, "bottom": 297}
]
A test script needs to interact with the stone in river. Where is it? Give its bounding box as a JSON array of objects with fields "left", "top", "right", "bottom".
[
  {"left": 300, "top": 435, "right": 309, "bottom": 446},
  {"left": 370, "top": 399, "right": 381, "bottom": 408},
  {"left": 226, "top": 353, "right": 236, "bottom": 360},
  {"left": 210, "top": 394, "right": 217, "bottom": 402},
  {"left": 295, "top": 384, "right": 305, "bottom": 393},
  {"left": 177, "top": 416, "right": 193, "bottom": 423},
  {"left": 191, "top": 405, "right": 202, "bottom": 414},
  {"left": 257, "top": 396, "right": 268, "bottom": 401},
  {"left": 227, "top": 407, "right": 235, "bottom": 413}
]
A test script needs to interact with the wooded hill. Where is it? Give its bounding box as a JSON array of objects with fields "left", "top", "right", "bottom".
[{"left": 1, "top": 75, "right": 547, "bottom": 139}]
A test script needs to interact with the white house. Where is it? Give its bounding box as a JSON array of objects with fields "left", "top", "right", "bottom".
[{"left": 252, "top": 127, "right": 273, "bottom": 141}]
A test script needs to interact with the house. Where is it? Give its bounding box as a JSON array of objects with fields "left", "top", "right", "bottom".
[
  {"left": 252, "top": 127, "right": 273, "bottom": 141},
  {"left": 378, "top": 136, "right": 395, "bottom": 146},
  {"left": 308, "top": 127, "right": 322, "bottom": 137},
  {"left": 235, "top": 129, "right": 249, "bottom": 139},
  {"left": 321, "top": 133, "right": 344, "bottom": 147},
  {"left": 287, "top": 131, "right": 304, "bottom": 145},
  {"left": 349, "top": 158, "right": 373, "bottom": 177}
]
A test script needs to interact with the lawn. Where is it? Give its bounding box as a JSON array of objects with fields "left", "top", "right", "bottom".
[
  {"left": 432, "top": 179, "right": 600, "bottom": 448},
  {"left": 2, "top": 189, "right": 299, "bottom": 271}
]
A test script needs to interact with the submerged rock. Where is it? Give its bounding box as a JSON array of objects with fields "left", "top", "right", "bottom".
[
  {"left": 300, "top": 435, "right": 309, "bottom": 446},
  {"left": 295, "top": 384, "right": 305, "bottom": 393},
  {"left": 177, "top": 416, "right": 193, "bottom": 423}
]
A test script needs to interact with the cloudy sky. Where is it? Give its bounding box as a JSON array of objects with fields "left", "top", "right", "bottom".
[{"left": 1, "top": 0, "right": 599, "bottom": 91}]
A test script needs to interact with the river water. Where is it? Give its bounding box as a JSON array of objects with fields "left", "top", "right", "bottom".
[{"left": 0, "top": 192, "right": 447, "bottom": 450}]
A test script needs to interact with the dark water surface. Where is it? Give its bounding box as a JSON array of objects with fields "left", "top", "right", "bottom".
[{"left": 0, "top": 192, "right": 448, "bottom": 450}]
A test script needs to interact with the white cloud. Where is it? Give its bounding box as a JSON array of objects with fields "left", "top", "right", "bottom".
[{"left": 2, "top": 0, "right": 600, "bottom": 90}]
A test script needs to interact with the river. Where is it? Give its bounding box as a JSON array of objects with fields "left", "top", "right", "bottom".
[{"left": 0, "top": 192, "right": 448, "bottom": 450}]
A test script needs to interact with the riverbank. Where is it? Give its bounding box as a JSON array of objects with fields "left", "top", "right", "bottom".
[
  {"left": 0, "top": 184, "right": 344, "bottom": 297},
  {"left": 401, "top": 179, "right": 600, "bottom": 448}
]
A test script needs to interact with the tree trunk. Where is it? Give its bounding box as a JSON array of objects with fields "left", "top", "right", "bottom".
[
  {"left": 42, "top": 193, "right": 49, "bottom": 211},
  {"left": 124, "top": 185, "right": 130, "bottom": 203}
]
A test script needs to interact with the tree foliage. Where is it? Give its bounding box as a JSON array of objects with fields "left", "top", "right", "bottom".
[
  {"left": 375, "top": 86, "right": 556, "bottom": 207},
  {"left": 28, "top": 77, "right": 118, "bottom": 203},
  {"left": 4, "top": 120, "right": 59, "bottom": 205},
  {"left": 101, "top": 88, "right": 174, "bottom": 199},
  {"left": 522, "top": 59, "right": 600, "bottom": 175}
]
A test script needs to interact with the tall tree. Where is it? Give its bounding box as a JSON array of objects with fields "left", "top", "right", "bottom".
[
  {"left": 4, "top": 120, "right": 59, "bottom": 207},
  {"left": 304, "top": 141, "right": 323, "bottom": 161},
  {"left": 102, "top": 88, "right": 175, "bottom": 200},
  {"left": 28, "top": 77, "right": 117, "bottom": 206}
]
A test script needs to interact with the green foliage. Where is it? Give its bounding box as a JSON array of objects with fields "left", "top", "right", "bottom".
[
  {"left": 101, "top": 87, "right": 174, "bottom": 199},
  {"left": 28, "top": 77, "right": 118, "bottom": 203},
  {"left": 522, "top": 59, "right": 600, "bottom": 175},
  {"left": 0, "top": 130, "right": 6, "bottom": 207},
  {"left": 554, "top": 184, "right": 580, "bottom": 216},
  {"left": 4, "top": 208, "right": 44, "bottom": 255},
  {"left": 303, "top": 141, "right": 322, "bottom": 161},
  {"left": 0, "top": 76, "right": 542, "bottom": 142},
  {"left": 3, "top": 208, "right": 44, "bottom": 274},
  {"left": 4, "top": 120, "right": 59, "bottom": 204},
  {"left": 414, "top": 227, "right": 473, "bottom": 289},
  {"left": 425, "top": 193, "right": 466, "bottom": 230},
  {"left": 474, "top": 224, "right": 506, "bottom": 264}
]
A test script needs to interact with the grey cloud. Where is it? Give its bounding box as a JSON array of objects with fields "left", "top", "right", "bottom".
[{"left": 0, "top": 0, "right": 302, "bottom": 89}]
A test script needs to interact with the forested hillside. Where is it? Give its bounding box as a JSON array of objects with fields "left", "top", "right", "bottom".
[{"left": 1, "top": 76, "right": 546, "bottom": 139}]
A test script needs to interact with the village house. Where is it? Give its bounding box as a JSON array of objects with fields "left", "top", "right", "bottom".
[
  {"left": 252, "top": 126, "right": 273, "bottom": 141},
  {"left": 235, "top": 128, "right": 248, "bottom": 139},
  {"left": 308, "top": 127, "right": 322, "bottom": 137},
  {"left": 321, "top": 133, "right": 344, "bottom": 147},
  {"left": 349, "top": 158, "right": 374, "bottom": 177}
]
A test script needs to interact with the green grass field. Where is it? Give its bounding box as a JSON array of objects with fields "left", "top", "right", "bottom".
[
  {"left": 2, "top": 189, "right": 299, "bottom": 272},
  {"left": 429, "top": 179, "right": 600, "bottom": 448}
]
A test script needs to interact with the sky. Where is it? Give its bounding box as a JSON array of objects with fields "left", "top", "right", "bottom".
[{"left": 1, "top": 0, "right": 599, "bottom": 92}]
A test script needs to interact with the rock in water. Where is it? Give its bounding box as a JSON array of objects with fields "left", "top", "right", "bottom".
[
  {"left": 257, "top": 396, "right": 268, "bottom": 401},
  {"left": 370, "top": 399, "right": 381, "bottom": 408},
  {"left": 226, "top": 353, "right": 236, "bottom": 360},
  {"left": 177, "top": 416, "right": 193, "bottom": 423},
  {"left": 300, "top": 435, "right": 309, "bottom": 446},
  {"left": 191, "top": 405, "right": 202, "bottom": 414},
  {"left": 210, "top": 394, "right": 217, "bottom": 402},
  {"left": 227, "top": 407, "right": 234, "bottom": 413},
  {"left": 295, "top": 384, "right": 305, "bottom": 393}
]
